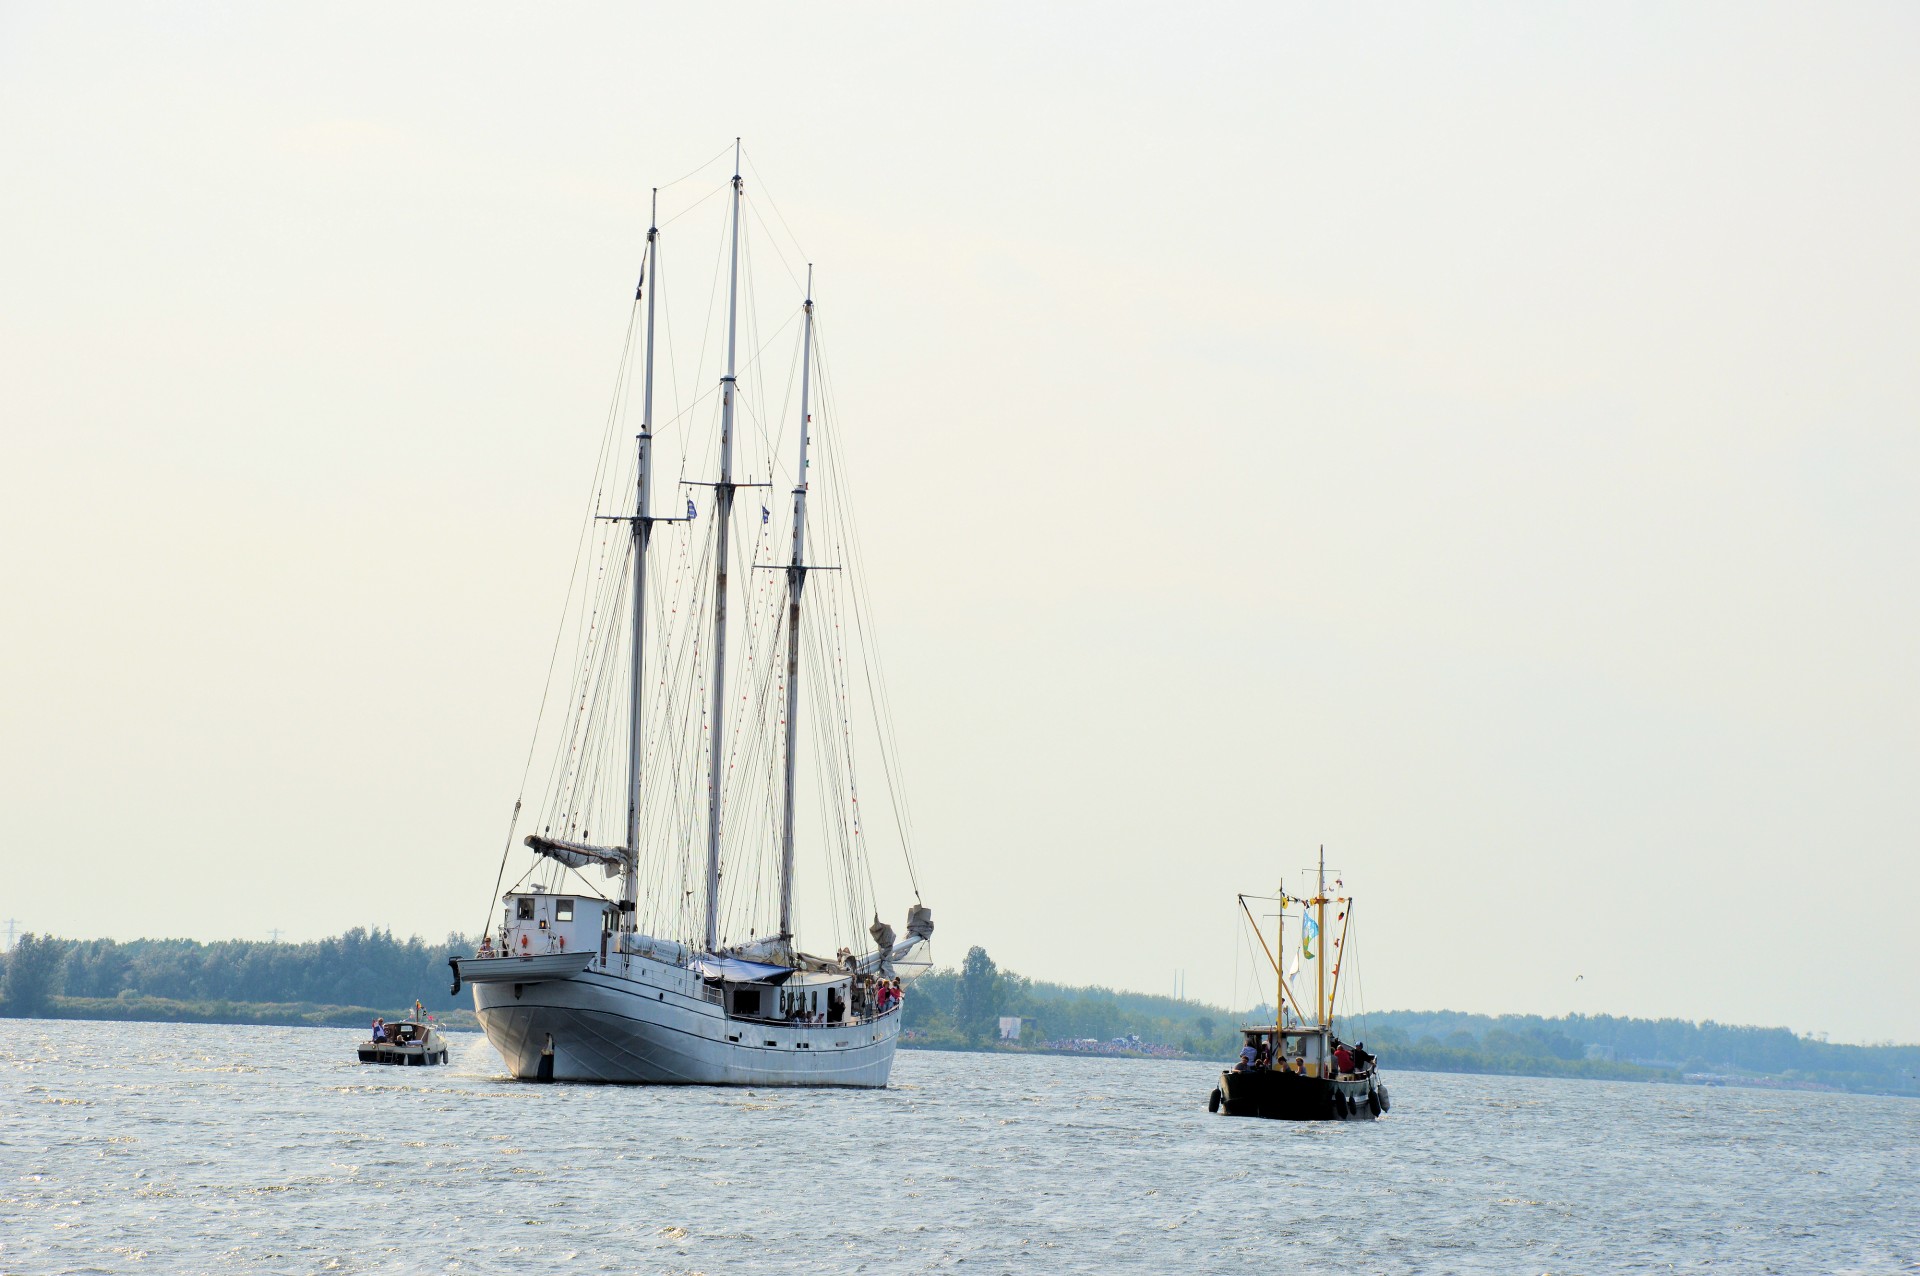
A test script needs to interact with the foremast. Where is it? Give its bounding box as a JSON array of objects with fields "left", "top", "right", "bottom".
[
  {"left": 704, "top": 144, "right": 745, "bottom": 954},
  {"left": 620, "top": 190, "right": 662, "bottom": 925},
  {"left": 777, "top": 267, "right": 817, "bottom": 947}
]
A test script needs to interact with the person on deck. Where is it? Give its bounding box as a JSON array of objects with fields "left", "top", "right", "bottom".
[
  {"left": 1236, "top": 1039, "right": 1258, "bottom": 1071},
  {"left": 1333, "top": 1042, "right": 1354, "bottom": 1074}
]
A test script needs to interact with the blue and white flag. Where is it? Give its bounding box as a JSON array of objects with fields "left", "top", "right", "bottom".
[
  {"left": 761, "top": 505, "right": 770, "bottom": 524},
  {"left": 1301, "top": 909, "right": 1319, "bottom": 961},
  {"left": 686, "top": 498, "right": 697, "bottom": 520}
]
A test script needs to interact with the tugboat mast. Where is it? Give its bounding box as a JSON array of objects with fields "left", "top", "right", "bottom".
[
  {"left": 1316, "top": 844, "right": 1328, "bottom": 1027},
  {"left": 777, "top": 266, "right": 816, "bottom": 947},
  {"left": 705, "top": 141, "right": 744, "bottom": 953}
]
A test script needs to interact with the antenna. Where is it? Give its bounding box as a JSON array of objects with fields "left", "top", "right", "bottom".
[
  {"left": 1, "top": 918, "right": 18, "bottom": 951},
  {"left": 268, "top": 928, "right": 284, "bottom": 944}
]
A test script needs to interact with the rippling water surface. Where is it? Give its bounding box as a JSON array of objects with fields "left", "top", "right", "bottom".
[{"left": 3, "top": 1020, "right": 1915, "bottom": 1273}]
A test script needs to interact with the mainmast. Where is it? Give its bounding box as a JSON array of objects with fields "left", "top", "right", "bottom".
[
  {"left": 704, "top": 144, "right": 744, "bottom": 953},
  {"left": 777, "top": 267, "right": 816, "bottom": 945},
  {"left": 620, "top": 190, "right": 661, "bottom": 927}
]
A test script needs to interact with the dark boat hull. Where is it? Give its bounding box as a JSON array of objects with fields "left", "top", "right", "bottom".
[
  {"left": 1214, "top": 1068, "right": 1387, "bottom": 1121},
  {"left": 356, "top": 1045, "right": 449, "bottom": 1066}
]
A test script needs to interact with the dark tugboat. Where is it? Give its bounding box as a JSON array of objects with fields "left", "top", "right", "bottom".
[{"left": 1208, "top": 848, "right": 1390, "bottom": 1121}]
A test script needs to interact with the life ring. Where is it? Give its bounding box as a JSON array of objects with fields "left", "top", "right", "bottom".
[{"left": 1208, "top": 1087, "right": 1221, "bottom": 1114}]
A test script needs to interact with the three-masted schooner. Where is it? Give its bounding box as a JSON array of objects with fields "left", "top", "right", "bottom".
[{"left": 451, "top": 146, "right": 931, "bottom": 1085}]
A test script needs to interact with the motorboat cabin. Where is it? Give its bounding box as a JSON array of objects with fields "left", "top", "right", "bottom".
[{"left": 357, "top": 1014, "right": 450, "bottom": 1067}]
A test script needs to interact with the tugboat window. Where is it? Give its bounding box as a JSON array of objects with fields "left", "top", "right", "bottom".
[{"left": 556, "top": 899, "right": 574, "bottom": 923}]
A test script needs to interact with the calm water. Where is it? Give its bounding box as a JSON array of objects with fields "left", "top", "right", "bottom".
[{"left": 3, "top": 1020, "right": 1915, "bottom": 1274}]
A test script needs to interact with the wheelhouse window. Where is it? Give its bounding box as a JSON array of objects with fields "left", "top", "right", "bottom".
[
  {"left": 516, "top": 898, "right": 535, "bottom": 921},
  {"left": 556, "top": 899, "right": 575, "bottom": 923}
]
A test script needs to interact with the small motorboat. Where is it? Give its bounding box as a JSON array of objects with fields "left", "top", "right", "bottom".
[{"left": 356, "top": 1009, "right": 449, "bottom": 1066}]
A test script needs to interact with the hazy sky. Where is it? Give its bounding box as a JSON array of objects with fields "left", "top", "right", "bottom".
[{"left": 3, "top": 4, "right": 1916, "bottom": 1042}]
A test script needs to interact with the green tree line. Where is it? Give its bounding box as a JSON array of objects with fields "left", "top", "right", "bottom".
[
  {"left": 0, "top": 930, "right": 467, "bottom": 1019},
  {"left": 900, "top": 948, "right": 1919, "bottom": 1095},
  {"left": 7, "top": 935, "right": 1914, "bottom": 1095},
  {"left": 905, "top": 945, "right": 1243, "bottom": 1055}
]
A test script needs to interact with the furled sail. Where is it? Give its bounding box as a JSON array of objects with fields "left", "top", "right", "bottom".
[
  {"left": 695, "top": 955, "right": 796, "bottom": 985},
  {"left": 525, "top": 834, "right": 634, "bottom": 879}
]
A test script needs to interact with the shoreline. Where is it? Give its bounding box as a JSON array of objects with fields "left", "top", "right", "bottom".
[{"left": 5, "top": 1001, "right": 1906, "bottom": 1097}]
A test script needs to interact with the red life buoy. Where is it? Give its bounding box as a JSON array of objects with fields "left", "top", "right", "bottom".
[{"left": 520, "top": 935, "right": 529, "bottom": 949}]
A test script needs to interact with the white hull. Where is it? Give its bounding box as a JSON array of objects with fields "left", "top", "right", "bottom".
[{"left": 466, "top": 952, "right": 901, "bottom": 1086}]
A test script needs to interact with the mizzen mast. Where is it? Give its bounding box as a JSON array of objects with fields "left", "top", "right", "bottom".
[
  {"left": 777, "top": 266, "right": 816, "bottom": 946},
  {"left": 704, "top": 143, "right": 744, "bottom": 953}
]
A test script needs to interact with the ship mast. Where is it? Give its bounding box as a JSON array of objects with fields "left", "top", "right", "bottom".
[
  {"left": 777, "top": 267, "right": 815, "bottom": 947},
  {"left": 1274, "top": 885, "right": 1285, "bottom": 1038},
  {"left": 620, "top": 190, "right": 661, "bottom": 929},
  {"left": 704, "top": 144, "right": 744, "bottom": 953},
  {"left": 1316, "top": 844, "right": 1328, "bottom": 1027}
]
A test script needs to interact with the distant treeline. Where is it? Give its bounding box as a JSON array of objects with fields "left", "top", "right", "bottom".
[
  {"left": 904, "top": 948, "right": 1919, "bottom": 1096},
  {"left": 0, "top": 930, "right": 467, "bottom": 1021},
  {"left": 5, "top": 934, "right": 1915, "bottom": 1095},
  {"left": 1352, "top": 1010, "right": 1920, "bottom": 1096}
]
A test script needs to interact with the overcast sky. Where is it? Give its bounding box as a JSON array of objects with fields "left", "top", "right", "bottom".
[{"left": 3, "top": 3, "right": 1916, "bottom": 1042}]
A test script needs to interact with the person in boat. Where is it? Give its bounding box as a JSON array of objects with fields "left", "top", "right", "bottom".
[
  {"left": 477, "top": 935, "right": 495, "bottom": 957},
  {"left": 1351, "top": 1042, "right": 1373, "bottom": 1073},
  {"left": 1235, "top": 1038, "right": 1258, "bottom": 1071},
  {"left": 1333, "top": 1041, "right": 1354, "bottom": 1075},
  {"left": 1253, "top": 1039, "right": 1272, "bottom": 1071}
]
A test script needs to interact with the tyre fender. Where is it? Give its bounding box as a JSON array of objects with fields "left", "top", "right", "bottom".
[{"left": 1208, "top": 1087, "right": 1222, "bottom": 1114}]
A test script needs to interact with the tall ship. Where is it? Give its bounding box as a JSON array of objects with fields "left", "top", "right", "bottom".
[
  {"left": 451, "top": 145, "right": 932, "bottom": 1085},
  {"left": 1210, "top": 848, "right": 1389, "bottom": 1119}
]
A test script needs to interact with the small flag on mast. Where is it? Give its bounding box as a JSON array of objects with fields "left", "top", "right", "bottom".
[{"left": 686, "top": 498, "right": 697, "bottom": 520}]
